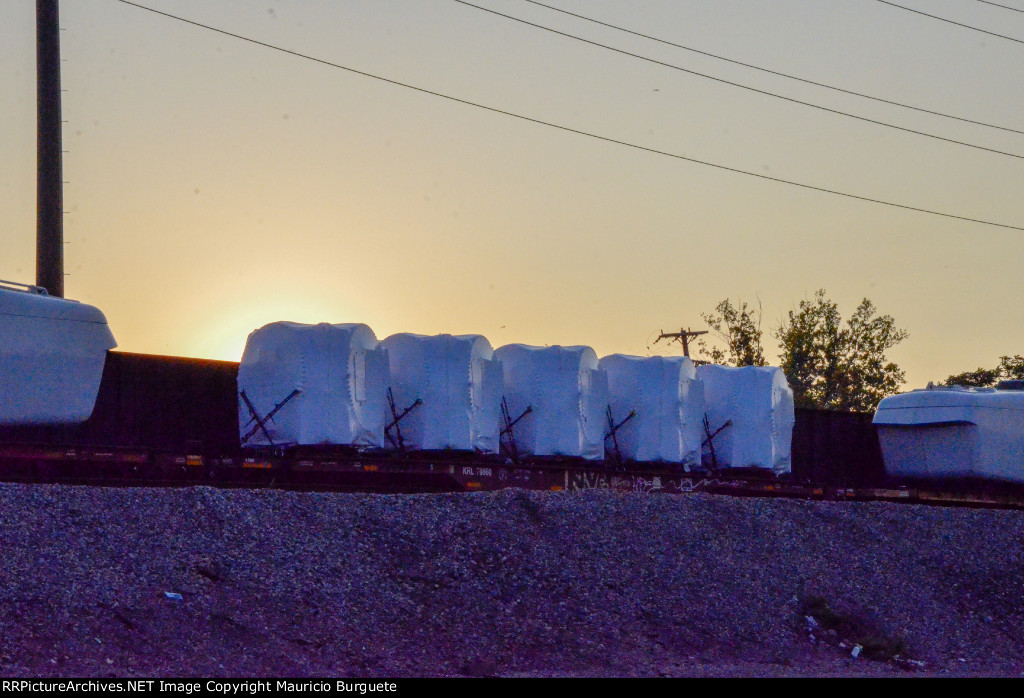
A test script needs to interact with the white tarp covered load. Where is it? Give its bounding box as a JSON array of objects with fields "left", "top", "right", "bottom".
[
  {"left": 494, "top": 344, "right": 609, "bottom": 460},
  {"left": 381, "top": 333, "right": 503, "bottom": 452},
  {"left": 0, "top": 284, "right": 117, "bottom": 425},
  {"left": 697, "top": 364, "right": 794, "bottom": 473},
  {"left": 237, "top": 322, "right": 388, "bottom": 447},
  {"left": 873, "top": 386, "right": 1024, "bottom": 483},
  {"left": 599, "top": 354, "right": 704, "bottom": 465}
]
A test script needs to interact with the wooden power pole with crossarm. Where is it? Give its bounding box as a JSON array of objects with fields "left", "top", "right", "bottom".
[{"left": 653, "top": 327, "right": 708, "bottom": 358}]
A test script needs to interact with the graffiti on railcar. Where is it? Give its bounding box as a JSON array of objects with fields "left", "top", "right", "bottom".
[
  {"left": 567, "top": 471, "right": 608, "bottom": 491},
  {"left": 564, "top": 470, "right": 728, "bottom": 494},
  {"left": 567, "top": 471, "right": 672, "bottom": 493}
]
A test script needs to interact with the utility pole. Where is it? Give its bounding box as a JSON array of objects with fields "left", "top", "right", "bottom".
[
  {"left": 654, "top": 327, "right": 707, "bottom": 358},
  {"left": 37, "top": 0, "right": 64, "bottom": 298}
]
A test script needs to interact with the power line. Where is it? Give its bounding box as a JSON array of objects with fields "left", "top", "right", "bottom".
[
  {"left": 452, "top": 0, "right": 1024, "bottom": 161},
  {"left": 517, "top": 0, "right": 1023, "bottom": 135},
  {"left": 111, "top": 0, "right": 1024, "bottom": 232},
  {"left": 976, "top": 0, "right": 1024, "bottom": 13},
  {"left": 876, "top": 0, "right": 1024, "bottom": 44}
]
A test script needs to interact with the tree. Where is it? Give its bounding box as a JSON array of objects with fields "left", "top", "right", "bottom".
[
  {"left": 944, "top": 355, "right": 1024, "bottom": 387},
  {"left": 943, "top": 367, "right": 1000, "bottom": 388},
  {"left": 695, "top": 298, "right": 767, "bottom": 367},
  {"left": 774, "top": 290, "right": 908, "bottom": 412}
]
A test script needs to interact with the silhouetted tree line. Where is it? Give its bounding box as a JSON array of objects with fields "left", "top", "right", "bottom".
[
  {"left": 943, "top": 356, "right": 1024, "bottom": 388},
  {"left": 695, "top": 290, "right": 907, "bottom": 412}
]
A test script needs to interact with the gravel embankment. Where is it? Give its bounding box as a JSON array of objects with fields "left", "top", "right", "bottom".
[{"left": 1, "top": 484, "right": 1023, "bottom": 677}]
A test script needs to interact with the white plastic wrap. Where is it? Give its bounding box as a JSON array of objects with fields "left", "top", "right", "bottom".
[
  {"left": 873, "top": 386, "right": 1024, "bottom": 483},
  {"left": 599, "top": 354, "right": 704, "bottom": 465},
  {"left": 494, "top": 344, "right": 608, "bottom": 460},
  {"left": 0, "top": 286, "right": 117, "bottom": 425},
  {"left": 237, "top": 322, "right": 388, "bottom": 447},
  {"left": 696, "top": 364, "right": 794, "bottom": 473},
  {"left": 381, "top": 333, "right": 503, "bottom": 452}
]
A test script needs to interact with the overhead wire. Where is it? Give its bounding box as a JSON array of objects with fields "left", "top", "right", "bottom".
[
  {"left": 110, "top": 0, "right": 1024, "bottom": 232},
  {"left": 876, "top": 0, "right": 1024, "bottom": 44},
  {"left": 516, "top": 0, "right": 1024, "bottom": 135},
  {"left": 976, "top": 0, "right": 1024, "bottom": 12},
  {"left": 451, "top": 0, "right": 1024, "bottom": 161}
]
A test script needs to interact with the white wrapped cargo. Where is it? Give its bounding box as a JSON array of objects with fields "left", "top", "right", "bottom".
[
  {"left": 599, "top": 354, "right": 704, "bottom": 465},
  {"left": 494, "top": 344, "right": 608, "bottom": 460},
  {"left": 237, "top": 322, "right": 388, "bottom": 447},
  {"left": 873, "top": 385, "right": 1024, "bottom": 483},
  {"left": 0, "top": 283, "right": 117, "bottom": 425},
  {"left": 380, "top": 333, "right": 503, "bottom": 452},
  {"left": 696, "top": 365, "right": 794, "bottom": 473}
]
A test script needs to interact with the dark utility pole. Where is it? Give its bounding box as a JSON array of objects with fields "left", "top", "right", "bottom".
[
  {"left": 37, "top": 0, "right": 64, "bottom": 297},
  {"left": 654, "top": 327, "right": 707, "bottom": 358}
]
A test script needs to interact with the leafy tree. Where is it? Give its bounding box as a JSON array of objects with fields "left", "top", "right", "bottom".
[
  {"left": 774, "top": 290, "right": 908, "bottom": 412},
  {"left": 695, "top": 298, "right": 767, "bottom": 367},
  {"left": 944, "top": 355, "right": 1024, "bottom": 387},
  {"left": 943, "top": 367, "right": 1000, "bottom": 388},
  {"left": 1003, "top": 355, "right": 1024, "bottom": 380}
]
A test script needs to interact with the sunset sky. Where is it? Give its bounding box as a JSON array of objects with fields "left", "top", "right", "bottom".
[{"left": 2, "top": 0, "right": 1023, "bottom": 389}]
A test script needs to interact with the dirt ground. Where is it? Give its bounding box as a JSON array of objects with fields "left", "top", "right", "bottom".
[{"left": 1, "top": 484, "right": 1022, "bottom": 677}]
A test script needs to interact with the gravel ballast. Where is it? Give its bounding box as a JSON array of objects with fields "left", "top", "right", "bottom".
[{"left": 1, "top": 484, "right": 1023, "bottom": 677}]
